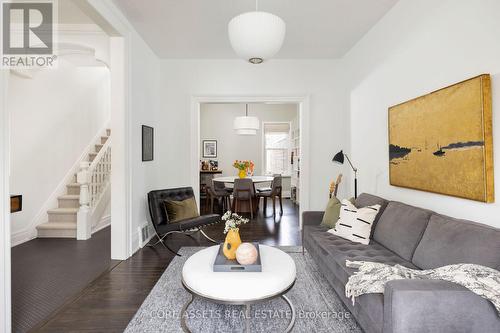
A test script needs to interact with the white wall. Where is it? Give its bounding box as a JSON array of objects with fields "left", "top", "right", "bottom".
[
  {"left": 8, "top": 60, "right": 110, "bottom": 244},
  {"left": 346, "top": 0, "right": 500, "bottom": 227},
  {"left": 128, "top": 34, "right": 161, "bottom": 252},
  {"left": 158, "top": 60, "right": 351, "bottom": 211},
  {"left": 200, "top": 103, "right": 297, "bottom": 176}
]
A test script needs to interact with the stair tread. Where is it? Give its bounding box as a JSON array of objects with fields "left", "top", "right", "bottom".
[
  {"left": 67, "top": 183, "right": 80, "bottom": 187},
  {"left": 58, "top": 194, "right": 80, "bottom": 200},
  {"left": 37, "top": 221, "right": 76, "bottom": 230},
  {"left": 48, "top": 208, "right": 79, "bottom": 214}
]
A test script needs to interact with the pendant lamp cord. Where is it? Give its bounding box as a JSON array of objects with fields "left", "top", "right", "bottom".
[{"left": 256, "top": 0, "right": 258, "bottom": 11}]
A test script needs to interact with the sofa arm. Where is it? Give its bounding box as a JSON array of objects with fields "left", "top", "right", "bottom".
[
  {"left": 302, "top": 211, "right": 324, "bottom": 226},
  {"left": 384, "top": 279, "right": 500, "bottom": 333}
]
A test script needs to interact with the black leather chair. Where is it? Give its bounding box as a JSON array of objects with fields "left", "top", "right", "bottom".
[{"left": 147, "top": 187, "right": 220, "bottom": 256}]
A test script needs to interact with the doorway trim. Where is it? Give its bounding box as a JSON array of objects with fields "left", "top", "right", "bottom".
[
  {"left": 1, "top": 69, "right": 12, "bottom": 333},
  {"left": 84, "top": 0, "right": 133, "bottom": 260},
  {"left": 190, "top": 96, "right": 310, "bottom": 227}
]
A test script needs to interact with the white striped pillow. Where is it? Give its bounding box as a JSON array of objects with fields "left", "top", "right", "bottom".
[{"left": 328, "top": 199, "right": 381, "bottom": 245}]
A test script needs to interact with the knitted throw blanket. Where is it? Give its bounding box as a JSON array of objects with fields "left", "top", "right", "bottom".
[{"left": 345, "top": 260, "right": 500, "bottom": 314}]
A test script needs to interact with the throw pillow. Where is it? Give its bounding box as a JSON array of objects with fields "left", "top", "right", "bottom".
[
  {"left": 321, "top": 197, "right": 356, "bottom": 229},
  {"left": 320, "top": 197, "right": 342, "bottom": 228},
  {"left": 328, "top": 199, "right": 381, "bottom": 245},
  {"left": 163, "top": 197, "right": 199, "bottom": 223}
]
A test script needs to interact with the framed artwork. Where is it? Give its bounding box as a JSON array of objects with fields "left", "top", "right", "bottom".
[
  {"left": 142, "top": 125, "right": 154, "bottom": 161},
  {"left": 389, "top": 74, "right": 494, "bottom": 202},
  {"left": 202, "top": 140, "right": 217, "bottom": 158}
]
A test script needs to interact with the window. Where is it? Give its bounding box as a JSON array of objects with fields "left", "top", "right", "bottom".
[{"left": 263, "top": 123, "right": 291, "bottom": 175}]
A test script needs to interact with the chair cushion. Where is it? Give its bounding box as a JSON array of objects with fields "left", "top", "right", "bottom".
[
  {"left": 412, "top": 214, "right": 500, "bottom": 270},
  {"left": 157, "top": 214, "right": 220, "bottom": 234},
  {"left": 163, "top": 197, "right": 199, "bottom": 223},
  {"left": 373, "top": 201, "right": 432, "bottom": 261}
]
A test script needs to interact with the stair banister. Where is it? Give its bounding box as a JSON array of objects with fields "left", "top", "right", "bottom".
[
  {"left": 87, "top": 136, "right": 112, "bottom": 209},
  {"left": 77, "top": 161, "right": 91, "bottom": 240},
  {"left": 76, "top": 135, "right": 111, "bottom": 240}
]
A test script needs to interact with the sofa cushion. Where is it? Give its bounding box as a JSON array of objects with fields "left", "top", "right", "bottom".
[
  {"left": 412, "top": 214, "right": 500, "bottom": 270},
  {"left": 354, "top": 193, "right": 389, "bottom": 238},
  {"left": 373, "top": 202, "right": 432, "bottom": 261},
  {"left": 304, "top": 225, "right": 417, "bottom": 284},
  {"left": 326, "top": 238, "right": 419, "bottom": 284}
]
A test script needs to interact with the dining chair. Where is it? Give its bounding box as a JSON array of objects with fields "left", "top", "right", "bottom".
[
  {"left": 213, "top": 178, "right": 233, "bottom": 195},
  {"left": 257, "top": 175, "right": 283, "bottom": 217},
  {"left": 206, "top": 180, "right": 231, "bottom": 214},
  {"left": 232, "top": 178, "right": 256, "bottom": 219}
]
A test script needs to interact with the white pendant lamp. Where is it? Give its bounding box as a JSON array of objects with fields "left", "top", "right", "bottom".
[
  {"left": 228, "top": 0, "right": 286, "bottom": 64},
  {"left": 234, "top": 104, "right": 260, "bottom": 135}
]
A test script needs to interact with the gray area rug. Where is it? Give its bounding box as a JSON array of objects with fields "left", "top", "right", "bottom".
[{"left": 125, "top": 246, "right": 361, "bottom": 333}]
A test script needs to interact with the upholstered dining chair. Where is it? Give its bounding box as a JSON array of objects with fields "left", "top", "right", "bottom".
[
  {"left": 257, "top": 175, "right": 283, "bottom": 217},
  {"left": 213, "top": 178, "right": 233, "bottom": 194},
  {"left": 147, "top": 187, "right": 220, "bottom": 256},
  {"left": 232, "top": 178, "right": 256, "bottom": 219},
  {"left": 205, "top": 180, "right": 231, "bottom": 214}
]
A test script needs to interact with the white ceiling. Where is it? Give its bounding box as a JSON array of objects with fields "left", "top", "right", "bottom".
[{"left": 113, "top": 0, "right": 399, "bottom": 59}]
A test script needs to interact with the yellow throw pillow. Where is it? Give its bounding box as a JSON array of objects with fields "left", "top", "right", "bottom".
[{"left": 163, "top": 197, "right": 199, "bottom": 222}]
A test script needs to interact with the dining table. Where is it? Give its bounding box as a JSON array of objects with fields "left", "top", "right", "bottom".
[{"left": 212, "top": 175, "right": 274, "bottom": 184}]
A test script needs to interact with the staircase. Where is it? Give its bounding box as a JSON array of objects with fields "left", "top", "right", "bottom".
[{"left": 37, "top": 129, "right": 111, "bottom": 238}]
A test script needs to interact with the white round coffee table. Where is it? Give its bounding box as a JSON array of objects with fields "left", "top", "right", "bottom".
[{"left": 181, "top": 245, "right": 296, "bottom": 333}]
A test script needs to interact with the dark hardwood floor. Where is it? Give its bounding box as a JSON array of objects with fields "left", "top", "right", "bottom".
[
  {"left": 35, "top": 199, "right": 300, "bottom": 332},
  {"left": 12, "top": 227, "right": 118, "bottom": 333}
]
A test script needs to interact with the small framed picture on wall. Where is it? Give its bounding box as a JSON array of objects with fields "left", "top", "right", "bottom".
[
  {"left": 202, "top": 140, "right": 217, "bottom": 158},
  {"left": 142, "top": 125, "right": 154, "bottom": 161}
]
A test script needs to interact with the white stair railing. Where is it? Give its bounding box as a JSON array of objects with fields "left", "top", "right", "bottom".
[{"left": 77, "top": 136, "right": 111, "bottom": 240}]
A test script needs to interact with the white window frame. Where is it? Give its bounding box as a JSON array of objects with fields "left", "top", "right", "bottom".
[{"left": 261, "top": 121, "right": 292, "bottom": 176}]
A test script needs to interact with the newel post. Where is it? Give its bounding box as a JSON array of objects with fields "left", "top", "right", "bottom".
[{"left": 77, "top": 161, "right": 91, "bottom": 240}]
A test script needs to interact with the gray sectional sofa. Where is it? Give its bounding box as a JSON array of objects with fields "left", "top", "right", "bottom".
[{"left": 303, "top": 193, "right": 500, "bottom": 333}]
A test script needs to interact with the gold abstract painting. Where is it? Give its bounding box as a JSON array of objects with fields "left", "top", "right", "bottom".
[{"left": 389, "top": 74, "right": 494, "bottom": 202}]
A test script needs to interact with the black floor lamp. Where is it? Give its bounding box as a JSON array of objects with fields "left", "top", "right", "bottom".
[{"left": 332, "top": 150, "right": 358, "bottom": 198}]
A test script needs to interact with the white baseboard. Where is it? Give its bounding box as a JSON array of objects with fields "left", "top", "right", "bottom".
[
  {"left": 93, "top": 215, "right": 111, "bottom": 234},
  {"left": 11, "top": 229, "right": 36, "bottom": 247},
  {"left": 132, "top": 222, "right": 154, "bottom": 254}
]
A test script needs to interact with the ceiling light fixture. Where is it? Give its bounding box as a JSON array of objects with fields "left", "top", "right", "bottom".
[
  {"left": 228, "top": 0, "right": 286, "bottom": 64},
  {"left": 234, "top": 104, "right": 260, "bottom": 135}
]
